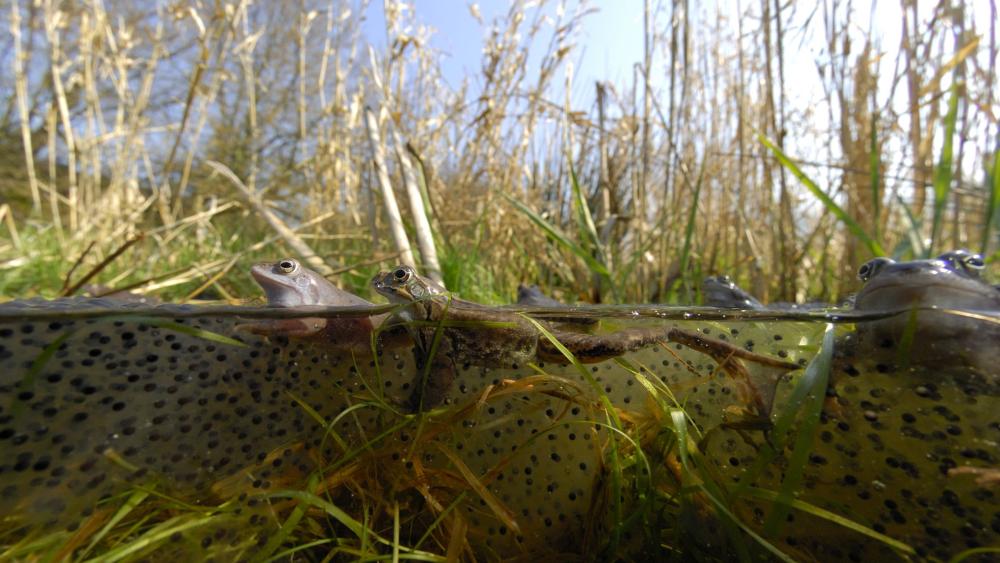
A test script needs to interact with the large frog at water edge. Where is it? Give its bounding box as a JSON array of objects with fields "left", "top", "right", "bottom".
[
  {"left": 730, "top": 251, "right": 1000, "bottom": 561},
  {"left": 847, "top": 250, "right": 1000, "bottom": 372}
]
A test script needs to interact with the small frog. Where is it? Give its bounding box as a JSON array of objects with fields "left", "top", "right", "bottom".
[
  {"left": 514, "top": 283, "right": 598, "bottom": 329},
  {"left": 701, "top": 276, "right": 838, "bottom": 310},
  {"left": 516, "top": 284, "right": 566, "bottom": 307},
  {"left": 245, "top": 258, "right": 386, "bottom": 353},
  {"left": 373, "top": 265, "right": 798, "bottom": 411},
  {"left": 701, "top": 275, "right": 765, "bottom": 309}
]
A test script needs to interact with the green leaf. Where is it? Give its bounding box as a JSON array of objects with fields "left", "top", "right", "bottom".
[
  {"left": 949, "top": 547, "right": 1000, "bottom": 563},
  {"left": 568, "top": 155, "right": 605, "bottom": 264},
  {"left": 78, "top": 490, "right": 151, "bottom": 559},
  {"left": 264, "top": 490, "right": 365, "bottom": 538},
  {"left": 520, "top": 315, "right": 627, "bottom": 551},
  {"left": 930, "top": 80, "right": 961, "bottom": 253},
  {"left": 670, "top": 155, "right": 706, "bottom": 302},
  {"left": 12, "top": 329, "right": 75, "bottom": 417},
  {"left": 743, "top": 488, "right": 915, "bottom": 555},
  {"left": 252, "top": 477, "right": 313, "bottom": 562},
  {"left": 763, "top": 324, "right": 834, "bottom": 535},
  {"left": 80, "top": 514, "right": 217, "bottom": 563},
  {"left": 736, "top": 324, "right": 834, "bottom": 495},
  {"left": 504, "top": 194, "right": 614, "bottom": 281},
  {"left": 520, "top": 315, "right": 621, "bottom": 429},
  {"left": 568, "top": 157, "right": 617, "bottom": 300},
  {"left": 261, "top": 539, "right": 334, "bottom": 563},
  {"left": 759, "top": 133, "right": 885, "bottom": 257},
  {"left": 144, "top": 319, "right": 249, "bottom": 347},
  {"left": 893, "top": 194, "right": 925, "bottom": 258},
  {"left": 981, "top": 149, "right": 1000, "bottom": 255},
  {"left": 869, "top": 112, "right": 882, "bottom": 243},
  {"left": 668, "top": 409, "right": 755, "bottom": 562}
]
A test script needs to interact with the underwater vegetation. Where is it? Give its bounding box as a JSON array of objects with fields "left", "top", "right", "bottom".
[{"left": 0, "top": 253, "right": 997, "bottom": 562}]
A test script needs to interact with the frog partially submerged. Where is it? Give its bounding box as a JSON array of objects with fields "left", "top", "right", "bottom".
[
  {"left": 374, "top": 266, "right": 655, "bottom": 408},
  {"left": 854, "top": 250, "right": 998, "bottom": 311},
  {"left": 514, "top": 283, "right": 598, "bottom": 328},
  {"left": 373, "top": 265, "right": 799, "bottom": 411},
  {"left": 245, "top": 258, "right": 387, "bottom": 353},
  {"left": 701, "top": 275, "right": 765, "bottom": 309},
  {"left": 516, "top": 284, "right": 566, "bottom": 307},
  {"left": 701, "top": 275, "right": 839, "bottom": 310},
  {"left": 850, "top": 249, "right": 1000, "bottom": 371}
]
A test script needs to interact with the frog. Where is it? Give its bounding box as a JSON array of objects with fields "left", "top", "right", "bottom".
[
  {"left": 853, "top": 250, "right": 998, "bottom": 311},
  {"left": 701, "top": 275, "right": 765, "bottom": 309},
  {"left": 516, "top": 284, "right": 566, "bottom": 307},
  {"left": 849, "top": 249, "right": 1000, "bottom": 372},
  {"left": 514, "top": 283, "right": 598, "bottom": 329},
  {"left": 244, "top": 258, "right": 389, "bottom": 354},
  {"left": 373, "top": 265, "right": 800, "bottom": 411},
  {"left": 701, "top": 275, "right": 840, "bottom": 310}
]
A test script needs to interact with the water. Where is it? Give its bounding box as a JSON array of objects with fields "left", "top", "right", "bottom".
[{"left": 0, "top": 299, "right": 997, "bottom": 561}]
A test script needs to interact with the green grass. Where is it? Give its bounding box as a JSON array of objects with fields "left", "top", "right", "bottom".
[{"left": 0, "top": 309, "right": 944, "bottom": 562}]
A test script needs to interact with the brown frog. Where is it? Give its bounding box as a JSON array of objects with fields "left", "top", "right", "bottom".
[
  {"left": 850, "top": 249, "right": 1000, "bottom": 373},
  {"left": 373, "top": 265, "right": 799, "bottom": 411}
]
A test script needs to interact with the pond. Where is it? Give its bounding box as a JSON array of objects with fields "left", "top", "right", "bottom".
[{"left": 0, "top": 300, "right": 996, "bottom": 561}]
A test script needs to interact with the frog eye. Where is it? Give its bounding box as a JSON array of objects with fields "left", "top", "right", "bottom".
[
  {"left": 937, "top": 250, "right": 985, "bottom": 274},
  {"left": 278, "top": 259, "right": 298, "bottom": 274},
  {"left": 392, "top": 267, "right": 411, "bottom": 283},
  {"left": 858, "top": 257, "right": 892, "bottom": 282},
  {"left": 963, "top": 254, "right": 985, "bottom": 270}
]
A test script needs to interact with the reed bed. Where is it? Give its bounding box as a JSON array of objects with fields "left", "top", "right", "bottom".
[{"left": 0, "top": 0, "right": 996, "bottom": 302}]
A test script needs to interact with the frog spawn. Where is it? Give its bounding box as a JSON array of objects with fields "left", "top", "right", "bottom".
[
  {"left": 0, "top": 310, "right": 804, "bottom": 557},
  {"left": 410, "top": 320, "right": 815, "bottom": 556},
  {"left": 1, "top": 309, "right": 998, "bottom": 560},
  {"left": 436, "top": 317, "right": 1000, "bottom": 560},
  {"left": 681, "top": 323, "right": 1000, "bottom": 561},
  {"left": 0, "top": 314, "right": 417, "bottom": 555},
  {"left": 785, "top": 354, "right": 1000, "bottom": 560}
]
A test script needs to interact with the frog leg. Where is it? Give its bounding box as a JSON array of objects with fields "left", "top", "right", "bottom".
[
  {"left": 409, "top": 353, "right": 457, "bottom": 411},
  {"left": 407, "top": 328, "right": 457, "bottom": 411},
  {"left": 239, "top": 317, "right": 386, "bottom": 357},
  {"left": 536, "top": 328, "right": 669, "bottom": 363},
  {"left": 235, "top": 317, "right": 328, "bottom": 338},
  {"left": 666, "top": 328, "right": 801, "bottom": 420}
]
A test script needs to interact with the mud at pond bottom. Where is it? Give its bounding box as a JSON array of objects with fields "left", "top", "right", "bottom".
[{"left": 0, "top": 313, "right": 996, "bottom": 560}]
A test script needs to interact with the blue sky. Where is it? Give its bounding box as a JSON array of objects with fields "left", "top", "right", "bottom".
[{"left": 361, "top": 1, "right": 645, "bottom": 101}]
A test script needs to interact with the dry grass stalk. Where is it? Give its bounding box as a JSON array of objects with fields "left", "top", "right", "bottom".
[
  {"left": 206, "top": 160, "right": 336, "bottom": 276},
  {"left": 364, "top": 106, "right": 416, "bottom": 268},
  {"left": 0, "top": 0, "right": 994, "bottom": 304},
  {"left": 393, "top": 126, "right": 443, "bottom": 283}
]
